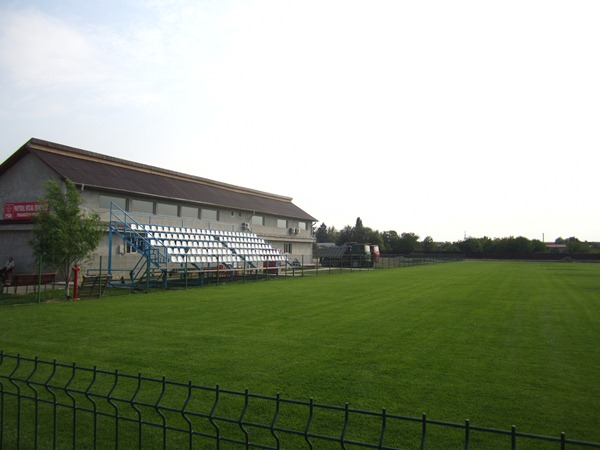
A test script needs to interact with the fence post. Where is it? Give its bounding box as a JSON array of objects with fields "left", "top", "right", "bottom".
[
  {"left": 37, "top": 255, "right": 43, "bottom": 304},
  {"left": 98, "top": 256, "right": 103, "bottom": 298}
]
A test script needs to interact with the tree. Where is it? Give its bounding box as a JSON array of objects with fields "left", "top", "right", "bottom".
[
  {"left": 421, "top": 236, "right": 435, "bottom": 251},
  {"left": 457, "top": 237, "right": 482, "bottom": 253},
  {"left": 315, "top": 223, "right": 329, "bottom": 243},
  {"left": 338, "top": 225, "right": 355, "bottom": 245},
  {"left": 354, "top": 217, "right": 364, "bottom": 232},
  {"left": 30, "top": 179, "right": 104, "bottom": 299},
  {"left": 565, "top": 236, "right": 589, "bottom": 253},
  {"left": 530, "top": 239, "right": 547, "bottom": 253},
  {"left": 381, "top": 230, "right": 400, "bottom": 252},
  {"left": 397, "top": 232, "right": 420, "bottom": 254}
]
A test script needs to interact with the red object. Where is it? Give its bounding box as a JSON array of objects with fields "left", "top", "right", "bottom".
[{"left": 72, "top": 265, "right": 80, "bottom": 299}]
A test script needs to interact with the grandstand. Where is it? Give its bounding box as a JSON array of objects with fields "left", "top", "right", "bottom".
[{"left": 110, "top": 204, "right": 286, "bottom": 288}]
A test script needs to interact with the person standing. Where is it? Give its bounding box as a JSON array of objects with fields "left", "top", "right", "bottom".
[{"left": 0, "top": 256, "right": 14, "bottom": 279}]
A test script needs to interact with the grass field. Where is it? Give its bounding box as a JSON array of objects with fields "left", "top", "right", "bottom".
[{"left": 1, "top": 260, "right": 599, "bottom": 448}]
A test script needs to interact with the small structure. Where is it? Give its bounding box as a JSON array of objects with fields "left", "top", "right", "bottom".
[{"left": 545, "top": 243, "right": 567, "bottom": 254}]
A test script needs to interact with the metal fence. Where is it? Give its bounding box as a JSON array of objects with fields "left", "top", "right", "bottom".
[
  {"left": 1, "top": 353, "right": 598, "bottom": 449},
  {"left": 79, "top": 254, "right": 463, "bottom": 293},
  {"left": 279, "top": 254, "right": 465, "bottom": 278}
]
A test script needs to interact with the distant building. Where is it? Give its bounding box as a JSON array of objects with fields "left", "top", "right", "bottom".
[
  {"left": 545, "top": 243, "right": 567, "bottom": 254},
  {"left": 0, "top": 138, "right": 316, "bottom": 275}
]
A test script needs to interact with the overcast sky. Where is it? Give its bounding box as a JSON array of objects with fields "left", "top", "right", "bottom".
[{"left": 1, "top": 1, "right": 598, "bottom": 242}]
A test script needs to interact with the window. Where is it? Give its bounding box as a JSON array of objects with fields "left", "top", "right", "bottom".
[
  {"left": 156, "top": 202, "right": 177, "bottom": 216},
  {"left": 299, "top": 222, "right": 307, "bottom": 230},
  {"left": 130, "top": 199, "right": 153, "bottom": 214},
  {"left": 284, "top": 243, "right": 292, "bottom": 253},
  {"left": 251, "top": 215, "right": 264, "bottom": 226},
  {"left": 99, "top": 194, "right": 126, "bottom": 210},
  {"left": 201, "top": 208, "right": 218, "bottom": 221},
  {"left": 277, "top": 219, "right": 287, "bottom": 228},
  {"left": 181, "top": 206, "right": 199, "bottom": 219}
]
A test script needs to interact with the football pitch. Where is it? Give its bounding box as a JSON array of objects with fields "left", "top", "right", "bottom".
[{"left": 1, "top": 260, "right": 599, "bottom": 447}]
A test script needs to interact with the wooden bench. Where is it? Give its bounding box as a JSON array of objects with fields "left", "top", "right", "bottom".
[
  {"left": 78, "top": 275, "right": 112, "bottom": 298},
  {"left": 3, "top": 273, "right": 57, "bottom": 294}
]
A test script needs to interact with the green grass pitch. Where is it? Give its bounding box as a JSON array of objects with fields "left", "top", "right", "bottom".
[{"left": 1, "top": 260, "right": 599, "bottom": 447}]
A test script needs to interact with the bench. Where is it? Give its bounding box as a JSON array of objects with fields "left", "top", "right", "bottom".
[
  {"left": 3, "top": 273, "right": 57, "bottom": 294},
  {"left": 78, "top": 275, "right": 112, "bottom": 298}
]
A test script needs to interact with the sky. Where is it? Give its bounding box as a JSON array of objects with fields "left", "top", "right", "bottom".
[{"left": 0, "top": 1, "right": 599, "bottom": 243}]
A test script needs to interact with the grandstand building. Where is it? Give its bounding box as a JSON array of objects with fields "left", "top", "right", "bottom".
[{"left": 0, "top": 138, "right": 316, "bottom": 278}]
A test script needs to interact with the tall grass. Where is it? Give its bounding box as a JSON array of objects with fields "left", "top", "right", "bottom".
[{"left": 1, "top": 261, "right": 599, "bottom": 446}]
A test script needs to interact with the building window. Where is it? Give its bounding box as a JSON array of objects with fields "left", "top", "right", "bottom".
[
  {"left": 201, "top": 208, "right": 218, "bottom": 221},
  {"left": 99, "top": 194, "right": 126, "bottom": 210},
  {"left": 299, "top": 222, "right": 307, "bottom": 230},
  {"left": 251, "top": 215, "right": 264, "bottom": 226},
  {"left": 277, "top": 219, "right": 287, "bottom": 228},
  {"left": 181, "top": 206, "right": 199, "bottom": 219},
  {"left": 156, "top": 202, "right": 178, "bottom": 216},
  {"left": 130, "top": 199, "right": 153, "bottom": 214},
  {"left": 284, "top": 243, "right": 292, "bottom": 253}
]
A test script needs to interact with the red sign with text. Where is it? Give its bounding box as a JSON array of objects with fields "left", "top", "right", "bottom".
[{"left": 3, "top": 202, "right": 46, "bottom": 220}]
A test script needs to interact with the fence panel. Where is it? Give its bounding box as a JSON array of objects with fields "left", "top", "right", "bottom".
[{"left": 1, "top": 353, "right": 598, "bottom": 449}]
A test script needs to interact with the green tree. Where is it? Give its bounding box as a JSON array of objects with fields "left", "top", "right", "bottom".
[
  {"left": 353, "top": 217, "right": 365, "bottom": 241},
  {"left": 338, "top": 225, "right": 355, "bottom": 245},
  {"left": 30, "top": 179, "right": 104, "bottom": 299},
  {"left": 530, "top": 239, "right": 547, "bottom": 253},
  {"left": 315, "top": 223, "right": 329, "bottom": 243},
  {"left": 439, "top": 241, "right": 460, "bottom": 252},
  {"left": 422, "top": 236, "right": 435, "bottom": 251},
  {"left": 457, "top": 237, "right": 483, "bottom": 253},
  {"left": 565, "top": 236, "right": 589, "bottom": 253},
  {"left": 315, "top": 223, "right": 339, "bottom": 243},
  {"left": 398, "top": 232, "right": 420, "bottom": 254},
  {"left": 381, "top": 230, "right": 400, "bottom": 252},
  {"left": 361, "top": 227, "right": 383, "bottom": 248}
]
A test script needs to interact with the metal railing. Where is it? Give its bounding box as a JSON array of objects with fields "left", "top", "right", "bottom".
[
  {"left": 277, "top": 254, "right": 464, "bottom": 278},
  {"left": 1, "top": 353, "right": 598, "bottom": 449}
]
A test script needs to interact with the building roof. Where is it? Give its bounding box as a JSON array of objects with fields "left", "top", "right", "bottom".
[{"left": 1, "top": 138, "right": 317, "bottom": 221}]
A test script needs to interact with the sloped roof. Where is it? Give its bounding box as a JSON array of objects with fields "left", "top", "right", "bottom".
[{"left": 1, "top": 138, "right": 316, "bottom": 221}]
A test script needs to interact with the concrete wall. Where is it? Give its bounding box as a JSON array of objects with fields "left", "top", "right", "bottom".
[{"left": 0, "top": 154, "right": 61, "bottom": 274}]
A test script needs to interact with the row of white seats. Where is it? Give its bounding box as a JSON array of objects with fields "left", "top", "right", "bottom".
[
  {"left": 167, "top": 247, "right": 282, "bottom": 257},
  {"left": 148, "top": 232, "right": 216, "bottom": 241},
  {"left": 151, "top": 239, "right": 224, "bottom": 248},
  {"left": 151, "top": 240, "right": 277, "bottom": 253},
  {"left": 133, "top": 223, "right": 259, "bottom": 239},
  {"left": 235, "top": 248, "right": 281, "bottom": 256},
  {"left": 219, "top": 236, "right": 267, "bottom": 244},
  {"left": 168, "top": 247, "right": 229, "bottom": 255},
  {"left": 170, "top": 255, "right": 286, "bottom": 264},
  {"left": 146, "top": 234, "right": 268, "bottom": 248},
  {"left": 135, "top": 225, "right": 272, "bottom": 247},
  {"left": 231, "top": 243, "right": 272, "bottom": 250},
  {"left": 146, "top": 232, "right": 267, "bottom": 246},
  {"left": 170, "top": 255, "right": 240, "bottom": 264}
]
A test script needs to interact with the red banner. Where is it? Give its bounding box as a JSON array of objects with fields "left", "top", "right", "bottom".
[{"left": 3, "top": 202, "right": 46, "bottom": 220}]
